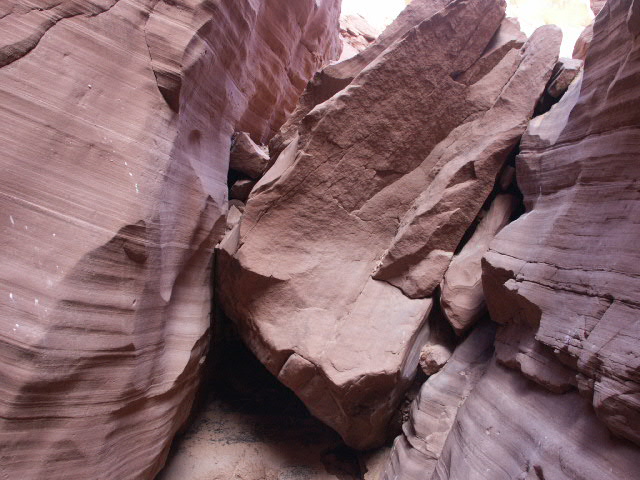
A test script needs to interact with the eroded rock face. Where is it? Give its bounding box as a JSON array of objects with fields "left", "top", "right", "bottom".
[
  {"left": 432, "top": 361, "right": 640, "bottom": 480},
  {"left": 218, "top": 0, "right": 561, "bottom": 449},
  {"left": 383, "top": 322, "right": 496, "bottom": 480},
  {"left": 0, "top": 1, "right": 340, "bottom": 478},
  {"left": 483, "top": 0, "right": 640, "bottom": 447}
]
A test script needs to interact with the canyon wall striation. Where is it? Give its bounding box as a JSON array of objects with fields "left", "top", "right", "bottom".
[{"left": 0, "top": 1, "right": 340, "bottom": 478}]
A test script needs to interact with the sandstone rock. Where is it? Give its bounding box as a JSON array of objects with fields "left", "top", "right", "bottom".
[
  {"left": 419, "top": 343, "right": 454, "bottom": 376},
  {"left": 382, "top": 322, "right": 496, "bottom": 480},
  {"left": 440, "top": 194, "right": 518, "bottom": 334},
  {"left": 573, "top": 23, "right": 593, "bottom": 60},
  {"left": 0, "top": 1, "right": 340, "bottom": 478},
  {"left": 547, "top": 58, "right": 583, "bottom": 98},
  {"left": 230, "top": 179, "right": 257, "bottom": 202},
  {"left": 218, "top": 0, "right": 561, "bottom": 449},
  {"left": 483, "top": 0, "right": 640, "bottom": 447},
  {"left": 269, "top": 0, "right": 451, "bottom": 159},
  {"left": 338, "top": 14, "right": 379, "bottom": 62},
  {"left": 591, "top": 0, "right": 607, "bottom": 15},
  {"left": 430, "top": 361, "right": 640, "bottom": 480},
  {"left": 372, "top": 26, "right": 561, "bottom": 298},
  {"left": 230, "top": 132, "right": 270, "bottom": 180}
]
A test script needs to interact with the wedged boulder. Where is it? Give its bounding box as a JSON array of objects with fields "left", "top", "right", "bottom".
[
  {"left": 547, "top": 58, "right": 582, "bottom": 99},
  {"left": 482, "top": 0, "right": 640, "bottom": 447},
  {"left": 440, "top": 194, "right": 518, "bottom": 334},
  {"left": 382, "top": 322, "right": 496, "bottom": 480},
  {"left": 230, "top": 179, "right": 257, "bottom": 202},
  {"left": 218, "top": 0, "right": 561, "bottom": 449},
  {"left": 230, "top": 132, "right": 270, "bottom": 180},
  {"left": 431, "top": 361, "right": 640, "bottom": 480},
  {"left": 0, "top": 1, "right": 340, "bottom": 478}
]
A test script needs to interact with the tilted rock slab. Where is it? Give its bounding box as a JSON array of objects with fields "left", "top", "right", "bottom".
[
  {"left": 483, "top": 0, "right": 640, "bottom": 447},
  {"left": 218, "top": 0, "right": 560, "bottom": 449},
  {"left": 0, "top": 1, "right": 340, "bottom": 478},
  {"left": 269, "top": 0, "right": 451, "bottom": 159}
]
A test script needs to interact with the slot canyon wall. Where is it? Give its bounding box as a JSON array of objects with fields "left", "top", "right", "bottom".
[
  {"left": 0, "top": 1, "right": 340, "bottom": 479},
  {"left": 1, "top": 0, "right": 639, "bottom": 479}
]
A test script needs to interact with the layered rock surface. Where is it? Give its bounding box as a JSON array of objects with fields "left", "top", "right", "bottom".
[
  {"left": 483, "top": 0, "right": 640, "bottom": 447},
  {"left": 432, "top": 361, "right": 640, "bottom": 480},
  {"left": 382, "top": 322, "right": 496, "bottom": 480},
  {"left": 0, "top": 1, "right": 340, "bottom": 478},
  {"left": 218, "top": 0, "right": 561, "bottom": 449}
]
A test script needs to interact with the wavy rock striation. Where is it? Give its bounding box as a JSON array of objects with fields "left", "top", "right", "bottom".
[
  {"left": 483, "top": 0, "right": 640, "bottom": 448},
  {"left": 0, "top": 1, "right": 340, "bottom": 478}
]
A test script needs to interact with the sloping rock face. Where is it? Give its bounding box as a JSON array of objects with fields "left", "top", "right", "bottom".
[
  {"left": 269, "top": 0, "right": 451, "bottom": 159},
  {"left": 218, "top": 0, "right": 561, "bottom": 449},
  {"left": 483, "top": 0, "right": 640, "bottom": 448},
  {"left": 0, "top": 1, "right": 340, "bottom": 479}
]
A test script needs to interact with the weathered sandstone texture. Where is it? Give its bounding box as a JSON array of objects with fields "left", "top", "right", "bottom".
[
  {"left": 382, "top": 322, "right": 496, "bottom": 480},
  {"left": 432, "top": 361, "right": 640, "bottom": 480},
  {"left": 0, "top": 1, "right": 340, "bottom": 478},
  {"left": 218, "top": 0, "right": 561, "bottom": 449},
  {"left": 483, "top": 0, "right": 640, "bottom": 447}
]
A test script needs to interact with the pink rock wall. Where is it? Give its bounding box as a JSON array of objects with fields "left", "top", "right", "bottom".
[
  {"left": 483, "top": 0, "right": 640, "bottom": 447},
  {"left": 0, "top": 1, "right": 340, "bottom": 478}
]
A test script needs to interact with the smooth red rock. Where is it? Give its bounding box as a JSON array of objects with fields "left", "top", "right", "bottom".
[
  {"left": 483, "top": 0, "right": 640, "bottom": 447},
  {"left": 0, "top": 1, "right": 340, "bottom": 478}
]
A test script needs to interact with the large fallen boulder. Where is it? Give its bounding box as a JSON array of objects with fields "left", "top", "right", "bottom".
[
  {"left": 0, "top": 1, "right": 340, "bottom": 478},
  {"left": 483, "top": 0, "right": 640, "bottom": 447},
  {"left": 218, "top": 0, "right": 561, "bottom": 449}
]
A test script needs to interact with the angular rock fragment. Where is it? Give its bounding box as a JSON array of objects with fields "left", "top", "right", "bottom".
[
  {"left": 0, "top": 1, "right": 341, "bottom": 478},
  {"left": 483, "top": 0, "right": 640, "bottom": 447},
  {"left": 269, "top": 0, "right": 451, "bottom": 159},
  {"left": 218, "top": 0, "right": 561, "bottom": 449},
  {"left": 440, "top": 194, "right": 518, "bottom": 334},
  {"left": 338, "top": 14, "right": 379, "bottom": 61},
  {"left": 230, "top": 179, "right": 257, "bottom": 202},
  {"left": 547, "top": 58, "right": 582, "bottom": 99},
  {"left": 230, "top": 132, "right": 270, "bottom": 180}
]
